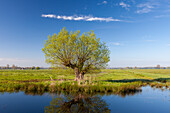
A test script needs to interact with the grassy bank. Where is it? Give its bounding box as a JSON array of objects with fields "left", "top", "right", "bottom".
[{"left": 0, "top": 69, "right": 170, "bottom": 94}]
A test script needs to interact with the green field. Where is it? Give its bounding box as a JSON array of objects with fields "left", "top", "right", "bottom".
[{"left": 0, "top": 69, "right": 170, "bottom": 95}]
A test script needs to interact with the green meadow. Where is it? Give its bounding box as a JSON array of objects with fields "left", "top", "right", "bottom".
[{"left": 0, "top": 69, "right": 170, "bottom": 95}]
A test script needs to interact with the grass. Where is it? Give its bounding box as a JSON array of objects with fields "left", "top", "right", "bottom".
[{"left": 0, "top": 69, "right": 170, "bottom": 94}]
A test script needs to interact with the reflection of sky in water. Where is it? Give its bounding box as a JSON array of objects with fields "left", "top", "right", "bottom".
[
  {"left": 0, "top": 86, "right": 170, "bottom": 113},
  {"left": 102, "top": 86, "right": 170, "bottom": 113}
]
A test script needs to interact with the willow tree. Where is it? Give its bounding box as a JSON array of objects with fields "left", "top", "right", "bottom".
[{"left": 42, "top": 28, "right": 110, "bottom": 81}]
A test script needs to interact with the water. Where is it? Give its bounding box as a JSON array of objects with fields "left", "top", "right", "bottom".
[{"left": 0, "top": 86, "right": 170, "bottom": 113}]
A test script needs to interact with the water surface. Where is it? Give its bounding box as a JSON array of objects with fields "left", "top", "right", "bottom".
[{"left": 0, "top": 86, "right": 170, "bottom": 113}]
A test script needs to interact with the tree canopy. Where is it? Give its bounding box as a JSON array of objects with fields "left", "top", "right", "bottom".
[{"left": 42, "top": 28, "right": 110, "bottom": 80}]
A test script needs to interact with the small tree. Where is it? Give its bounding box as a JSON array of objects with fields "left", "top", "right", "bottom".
[
  {"left": 31, "top": 66, "right": 35, "bottom": 70},
  {"left": 12, "top": 64, "right": 15, "bottom": 70},
  {"left": 36, "top": 67, "right": 40, "bottom": 70},
  {"left": 6, "top": 64, "right": 9, "bottom": 69},
  {"left": 42, "top": 28, "right": 110, "bottom": 81}
]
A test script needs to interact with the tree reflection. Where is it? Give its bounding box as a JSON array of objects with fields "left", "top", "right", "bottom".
[
  {"left": 45, "top": 93, "right": 110, "bottom": 113},
  {"left": 118, "top": 89, "right": 142, "bottom": 98}
]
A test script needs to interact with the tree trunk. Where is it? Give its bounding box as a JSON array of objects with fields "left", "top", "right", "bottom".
[
  {"left": 80, "top": 73, "right": 84, "bottom": 80},
  {"left": 74, "top": 68, "right": 84, "bottom": 81},
  {"left": 75, "top": 68, "right": 80, "bottom": 81}
]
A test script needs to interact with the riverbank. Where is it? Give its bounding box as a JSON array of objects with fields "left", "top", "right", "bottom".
[{"left": 0, "top": 69, "right": 170, "bottom": 94}]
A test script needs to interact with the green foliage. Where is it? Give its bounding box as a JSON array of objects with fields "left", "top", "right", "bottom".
[
  {"left": 42, "top": 27, "right": 110, "bottom": 75},
  {"left": 31, "top": 66, "right": 35, "bottom": 70},
  {"left": 36, "top": 67, "right": 40, "bottom": 70}
]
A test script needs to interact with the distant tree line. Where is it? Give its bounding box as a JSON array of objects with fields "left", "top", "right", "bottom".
[
  {"left": 0, "top": 64, "right": 42, "bottom": 70},
  {"left": 109, "top": 65, "right": 169, "bottom": 69}
]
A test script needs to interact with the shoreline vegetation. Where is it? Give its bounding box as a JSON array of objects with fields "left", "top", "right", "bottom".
[{"left": 0, "top": 69, "right": 170, "bottom": 96}]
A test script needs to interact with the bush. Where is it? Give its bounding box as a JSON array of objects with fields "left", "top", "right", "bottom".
[{"left": 36, "top": 67, "right": 40, "bottom": 70}]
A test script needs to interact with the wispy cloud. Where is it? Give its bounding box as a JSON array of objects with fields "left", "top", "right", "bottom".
[
  {"left": 145, "top": 40, "right": 156, "bottom": 42},
  {"left": 41, "top": 14, "right": 121, "bottom": 22},
  {"left": 0, "top": 58, "right": 27, "bottom": 62},
  {"left": 97, "top": 1, "right": 107, "bottom": 5},
  {"left": 109, "top": 42, "right": 122, "bottom": 46},
  {"left": 0, "top": 58, "right": 49, "bottom": 67},
  {"left": 142, "top": 35, "right": 156, "bottom": 42},
  {"left": 119, "top": 2, "right": 130, "bottom": 10},
  {"left": 136, "top": 3, "right": 155, "bottom": 14},
  {"left": 155, "top": 14, "right": 170, "bottom": 18},
  {"left": 0, "top": 58, "right": 30, "bottom": 66},
  {"left": 113, "top": 42, "right": 121, "bottom": 46}
]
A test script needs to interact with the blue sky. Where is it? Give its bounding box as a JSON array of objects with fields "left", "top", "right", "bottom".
[{"left": 0, "top": 0, "right": 170, "bottom": 67}]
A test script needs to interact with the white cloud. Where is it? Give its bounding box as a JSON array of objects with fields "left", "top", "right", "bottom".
[
  {"left": 97, "top": 1, "right": 107, "bottom": 5},
  {"left": 137, "top": 3, "right": 154, "bottom": 9},
  {"left": 41, "top": 14, "right": 56, "bottom": 18},
  {"left": 136, "top": 8, "right": 151, "bottom": 14},
  {"left": 103, "top": 1, "right": 107, "bottom": 4},
  {"left": 42, "top": 14, "right": 121, "bottom": 22},
  {"left": 113, "top": 43, "right": 121, "bottom": 46},
  {"left": 109, "top": 42, "right": 122, "bottom": 46},
  {"left": 136, "top": 3, "right": 154, "bottom": 14},
  {"left": 119, "top": 2, "right": 130, "bottom": 10}
]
